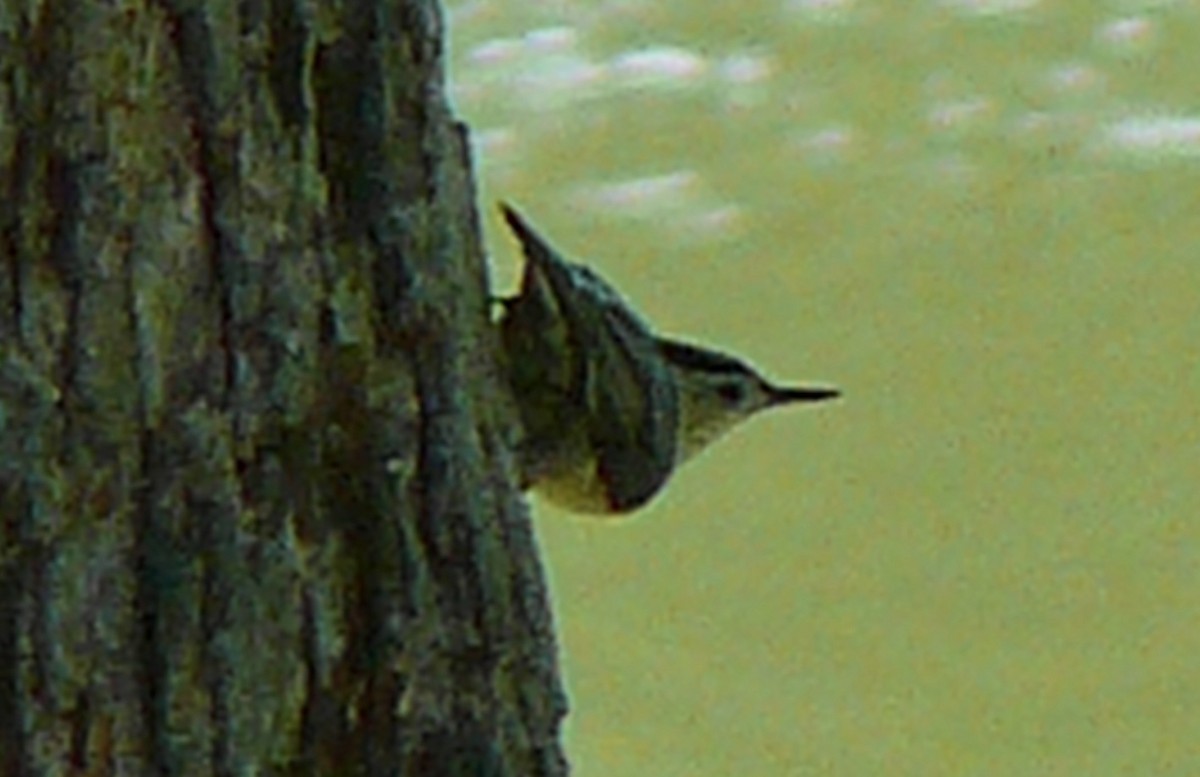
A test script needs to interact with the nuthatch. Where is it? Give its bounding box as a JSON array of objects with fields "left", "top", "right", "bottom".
[{"left": 498, "top": 204, "right": 839, "bottom": 514}]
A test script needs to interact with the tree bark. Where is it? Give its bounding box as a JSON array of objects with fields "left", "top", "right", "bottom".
[{"left": 0, "top": 1, "right": 567, "bottom": 774}]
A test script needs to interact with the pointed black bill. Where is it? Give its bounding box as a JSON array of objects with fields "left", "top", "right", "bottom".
[{"left": 766, "top": 384, "right": 841, "bottom": 406}]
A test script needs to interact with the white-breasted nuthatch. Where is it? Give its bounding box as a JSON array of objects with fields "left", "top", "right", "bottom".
[{"left": 498, "top": 204, "right": 839, "bottom": 514}]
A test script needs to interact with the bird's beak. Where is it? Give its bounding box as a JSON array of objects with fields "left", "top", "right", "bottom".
[{"left": 767, "top": 384, "right": 841, "bottom": 406}]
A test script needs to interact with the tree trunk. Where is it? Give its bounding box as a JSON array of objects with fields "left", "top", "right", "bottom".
[{"left": 0, "top": 1, "right": 567, "bottom": 774}]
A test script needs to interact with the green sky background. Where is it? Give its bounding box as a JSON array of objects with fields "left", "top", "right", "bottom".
[{"left": 451, "top": 2, "right": 1199, "bottom": 774}]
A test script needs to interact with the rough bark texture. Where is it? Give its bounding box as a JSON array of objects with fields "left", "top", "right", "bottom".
[{"left": 0, "top": 1, "right": 568, "bottom": 775}]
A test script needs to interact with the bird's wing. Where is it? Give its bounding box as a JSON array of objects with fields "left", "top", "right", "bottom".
[{"left": 501, "top": 202, "right": 678, "bottom": 512}]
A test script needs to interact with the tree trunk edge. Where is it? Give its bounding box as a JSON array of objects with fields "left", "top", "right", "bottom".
[{"left": 0, "top": 1, "right": 569, "bottom": 774}]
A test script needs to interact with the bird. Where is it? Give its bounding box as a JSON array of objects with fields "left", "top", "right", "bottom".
[{"left": 497, "top": 203, "right": 839, "bottom": 514}]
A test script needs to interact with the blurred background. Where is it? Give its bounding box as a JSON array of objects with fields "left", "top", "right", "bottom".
[{"left": 447, "top": 1, "right": 1199, "bottom": 774}]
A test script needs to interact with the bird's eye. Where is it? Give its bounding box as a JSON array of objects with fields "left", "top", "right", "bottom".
[{"left": 717, "top": 381, "right": 745, "bottom": 404}]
